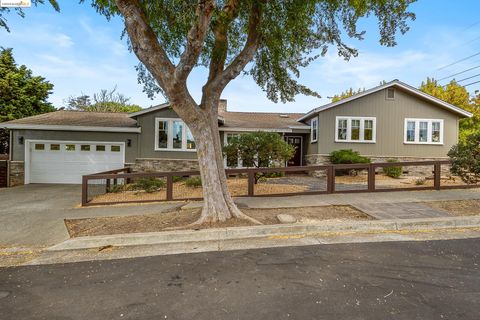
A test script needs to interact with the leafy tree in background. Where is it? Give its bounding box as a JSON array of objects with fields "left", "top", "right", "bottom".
[
  {"left": 331, "top": 87, "right": 365, "bottom": 102},
  {"left": 0, "top": 48, "right": 55, "bottom": 154},
  {"left": 419, "top": 77, "right": 480, "bottom": 141},
  {"left": 223, "top": 132, "right": 295, "bottom": 183},
  {"left": 65, "top": 87, "right": 142, "bottom": 113},
  {"left": 1, "top": 0, "right": 416, "bottom": 223}
]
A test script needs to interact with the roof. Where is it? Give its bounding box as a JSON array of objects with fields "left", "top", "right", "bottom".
[
  {"left": 1, "top": 110, "right": 141, "bottom": 133},
  {"left": 219, "top": 111, "right": 308, "bottom": 131},
  {"left": 128, "top": 102, "right": 170, "bottom": 117},
  {"left": 298, "top": 79, "right": 473, "bottom": 121}
]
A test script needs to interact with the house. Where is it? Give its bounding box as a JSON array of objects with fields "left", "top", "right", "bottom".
[{"left": 1, "top": 80, "right": 472, "bottom": 186}]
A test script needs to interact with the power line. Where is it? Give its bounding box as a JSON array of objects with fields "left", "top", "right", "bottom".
[
  {"left": 456, "top": 73, "right": 480, "bottom": 83},
  {"left": 437, "top": 65, "right": 480, "bottom": 81},
  {"left": 463, "top": 80, "right": 480, "bottom": 88},
  {"left": 436, "top": 51, "right": 480, "bottom": 71}
]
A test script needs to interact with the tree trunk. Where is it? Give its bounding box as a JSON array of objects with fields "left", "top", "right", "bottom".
[{"left": 187, "top": 111, "right": 258, "bottom": 224}]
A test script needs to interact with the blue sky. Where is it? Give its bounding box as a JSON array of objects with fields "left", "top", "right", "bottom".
[{"left": 1, "top": 0, "right": 480, "bottom": 113}]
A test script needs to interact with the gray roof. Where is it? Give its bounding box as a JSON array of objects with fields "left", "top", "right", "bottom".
[
  {"left": 3, "top": 110, "right": 138, "bottom": 128},
  {"left": 219, "top": 111, "right": 307, "bottom": 130}
]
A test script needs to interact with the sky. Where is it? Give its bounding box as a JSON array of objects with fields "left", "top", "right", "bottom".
[{"left": 1, "top": 0, "right": 480, "bottom": 113}]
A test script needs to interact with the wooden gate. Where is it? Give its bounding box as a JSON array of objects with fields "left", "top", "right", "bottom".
[{"left": 0, "top": 161, "right": 7, "bottom": 188}]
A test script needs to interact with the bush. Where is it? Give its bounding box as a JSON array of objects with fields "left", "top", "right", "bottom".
[
  {"left": 330, "top": 149, "right": 371, "bottom": 164},
  {"left": 185, "top": 176, "right": 202, "bottom": 188},
  {"left": 172, "top": 175, "right": 185, "bottom": 183},
  {"left": 132, "top": 178, "right": 165, "bottom": 193},
  {"left": 107, "top": 184, "right": 124, "bottom": 193},
  {"left": 448, "top": 132, "right": 480, "bottom": 184},
  {"left": 382, "top": 159, "right": 403, "bottom": 178}
]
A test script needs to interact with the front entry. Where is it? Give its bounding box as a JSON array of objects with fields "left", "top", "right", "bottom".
[{"left": 285, "top": 136, "right": 302, "bottom": 166}]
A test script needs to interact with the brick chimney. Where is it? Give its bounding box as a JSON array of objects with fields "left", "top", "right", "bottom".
[{"left": 218, "top": 99, "right": 227, "bottom": 113}]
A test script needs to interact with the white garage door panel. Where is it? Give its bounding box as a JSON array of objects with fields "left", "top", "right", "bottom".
[{"left": 28, "top": 141, "right": 125, "bottom": 184}]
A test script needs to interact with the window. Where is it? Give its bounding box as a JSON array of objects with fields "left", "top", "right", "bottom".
[
  {"left": 154, "top": 118, "right": 196, "bottom": 151},
  {"left": 50, "top": 144, "right": 60, "bottom": 151},
  {"left": 80, "top": 145, "right": 90, "bottom": 151},
  {"left": 386, "top": 88, "right": 395, "bottom": 100},
  {"left": 96, "top": 145, "right": 105, "bottom": 152},
  {"left": 172, "top": 120, "right": 183, "bottom": 149},
  {"left": 34, "top": 144, "right": 45, "bottom": 151},
  {"left": 310, "top": 118, "right": 318, "bottom": 142},
  {"left": 65, "top": 144, "right": 75, "bottom": 151},
  {"left": 111, "top": 145, "right": 121, "bottom": 152},
  {"left": 335, "top": 117, "right": 376, "bottom": 143},
  {"left": 404, "top": 118, "right": 444, "bottom": 144},
  {"left": 157, "top": 120, "right": 168, "bottom": 149}
]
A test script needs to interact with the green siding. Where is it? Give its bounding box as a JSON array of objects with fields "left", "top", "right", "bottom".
[{"left": 311, "top": 88, "right": 460, "bottom": 158}]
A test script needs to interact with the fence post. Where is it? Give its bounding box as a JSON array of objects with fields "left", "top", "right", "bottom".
[
  {"left": 434, "top": 162, "right": 441, "bottom": 190},
  {"left": 248, "top": 171, "right": 255, "bottom": 196},
  {"left": 166, "top": 174, "right": 173, "bottom": 201},
  {"left": 368, "top": 164, "right": 376, "bottom": 192},
  {"left": 326, "top": 166, "right": 335, "bottom": 193},
  {"left": 81, "top": 176, "right": 88, "bottom": 206}
]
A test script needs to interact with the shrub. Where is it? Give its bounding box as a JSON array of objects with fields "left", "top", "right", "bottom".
[
  {"left": 172, "top": 175, "right": 185, "bottom": 183},
  {"left": 330, "top": 149, "right": 371, "bottom": 164},
  {"left": 132, "top": 177, "right": 165, "bottom": 193},
  {"left": 382, "top": 159, "right": 403, "bottom": 178},
  {"left": 448, "top": 132, "right": 480, "bottom": 184},
  {"left": 107, "top": 184, "right": 124, "bottom": 193},
  {"left": 185, "top": 176, "right": 202, "bottom": 188}
]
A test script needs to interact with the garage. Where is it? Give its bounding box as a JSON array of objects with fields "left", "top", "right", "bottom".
[{"left": 26, "top": 140, "right": 125, "bottom": 184}]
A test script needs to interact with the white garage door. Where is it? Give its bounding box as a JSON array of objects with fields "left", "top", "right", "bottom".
[{"left": 27, "top": 141, "right": 125, "bottom": 184}]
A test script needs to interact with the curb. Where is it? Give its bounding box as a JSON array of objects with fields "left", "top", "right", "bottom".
[{"left": 47, "top": 216, "right": 480, "bottom": 252}]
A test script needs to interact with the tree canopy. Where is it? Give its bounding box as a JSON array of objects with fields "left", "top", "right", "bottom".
[
  {"left": 331, "top": 87, "right": 366, "bottom": 103},
  {"left": 419, "top": 77, "right": 480, "bottom": 141},
  {"left": 65, "top": 87, "right": 142, "bottom": 113},
  {"left": 0, "top": 48, "right": 55, "bottom": 153},
  {"left": 0, "top": 0, "right": 59, "bottom": 32}
]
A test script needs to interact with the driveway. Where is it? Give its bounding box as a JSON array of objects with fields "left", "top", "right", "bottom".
[{"left": 0, "top": 185, "right": 183, "bottom": 247}]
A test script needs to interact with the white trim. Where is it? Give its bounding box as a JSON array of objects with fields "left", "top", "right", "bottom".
[
  {"left": 298, "top": 79, "right": 473, "bottom": 121},
  {"left": 128, "top": 102, "right": 170, "bottom": 117},
  {"left": 335, "top": 116, "right": 376, "bottom": 143},
  {"left": 403, "top": 118, "right": 444, "bottom": 145},
  {"left": 2, "top": 123, "right": 141, "bottom": 133},
  {"left": 154, "top": 118, "right": 197, "bottom": 152},
  {"left": 310, "top": 118, "right": 318, "bottom": 143},
  {"left": 24, "top": 139, "right": 126, "bottom": 185}
]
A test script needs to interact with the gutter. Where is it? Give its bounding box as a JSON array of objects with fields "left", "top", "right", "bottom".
[{"left": 1, "top": 124, "right": 142, "bottom": 133}]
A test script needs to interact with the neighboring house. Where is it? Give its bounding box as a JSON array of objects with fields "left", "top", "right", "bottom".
[{"left": 1, "top": 80, "right": 472, "bottom": 186}]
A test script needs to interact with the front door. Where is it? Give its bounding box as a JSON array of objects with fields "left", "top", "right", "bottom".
[{"left": 285, "top": 136, "right": 302, "bottom": 166}]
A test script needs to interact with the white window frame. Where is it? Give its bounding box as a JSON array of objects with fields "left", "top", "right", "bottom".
[
  {"left": 310, "top": 118, "right": 318, "bottom": 143},
  {"left": 404, "top": 118, "right": 444, "bottom": 145},
  {"left": 154, "top": 118, "right": 196, "bottom": 152},
  {"left": 335, "top": 116, "right": 376, "bottom": 143},
  {"left": 224, "top": 132, "right": 244, "bottom": 168}
]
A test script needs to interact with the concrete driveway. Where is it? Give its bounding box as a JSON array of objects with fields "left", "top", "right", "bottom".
[{"left": 0, "top": 185, "right": 183, "bottom": 247}]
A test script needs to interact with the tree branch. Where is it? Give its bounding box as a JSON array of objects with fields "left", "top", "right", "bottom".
[
  {"left": 214, "top": 1, "right": 262, "bottom": 91},
  {"left": 115, "top": 0, "right": 175, "bottom": 95},
  {"left": 175, "top": 0, "right": 216, "bottom": 84}
]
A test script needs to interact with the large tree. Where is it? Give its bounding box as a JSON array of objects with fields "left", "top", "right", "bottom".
[
  {"left": 65, "top": 86, "right": 142, "bottom": 113},
  {"left": 0, "top": 48, "right": 55, "bottom": 154},
  {"left": 92, "top": 0, "right": 415, "bottom": 224},
  {"left": 2, "top": 0, "right": 416, "bottom": 223}
]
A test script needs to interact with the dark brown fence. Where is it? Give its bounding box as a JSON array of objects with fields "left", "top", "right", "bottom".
[
  {"left": 0, "top": 161, "right": 7, "bottom": 188},
  {"left": 81, "top": 160, "right": 479, "bottom": 206}
]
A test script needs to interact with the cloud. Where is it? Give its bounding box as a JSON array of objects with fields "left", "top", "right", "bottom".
[{"left": 78, "top": 18, "right": 128, "bottom": 57}]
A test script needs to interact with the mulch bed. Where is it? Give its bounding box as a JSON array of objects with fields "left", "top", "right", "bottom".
[
  {"left": 65, "top": 205, "right": 371, "bottom": 238},
  {"left": 422, "top": 199, "right": 480, "bottom": 216}
]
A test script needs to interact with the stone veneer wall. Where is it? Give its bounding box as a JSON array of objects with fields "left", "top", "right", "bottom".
[
  {"left": 9, "top": 161, "right": 24, "bottom": 187},
  {"left": 130, "top": 158, "right": 199, "bottom": 173},
  {"left": 305, "top": 154, "right": 451, "bottom": 176}
]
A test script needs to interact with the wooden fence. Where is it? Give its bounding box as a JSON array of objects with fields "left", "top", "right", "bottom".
[{"left": 81, "top": 160, "right": 478, "bottom": 207}]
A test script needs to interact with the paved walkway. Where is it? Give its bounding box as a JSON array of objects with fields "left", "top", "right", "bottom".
[
  {"left": 350, "top": 202, "right": 450, "bottom": 219},
  {"left": 1, "top": 185, "right": 479, "bottom": 248}
]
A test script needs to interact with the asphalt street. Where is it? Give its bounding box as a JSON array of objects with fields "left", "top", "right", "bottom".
[{"left": 0, "top": 238, "right": 479, "bottom": 320}]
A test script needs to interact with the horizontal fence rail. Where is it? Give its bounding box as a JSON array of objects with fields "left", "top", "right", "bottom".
[{"left": 81, "top": 160, "right": 478, "bottom": 206}]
